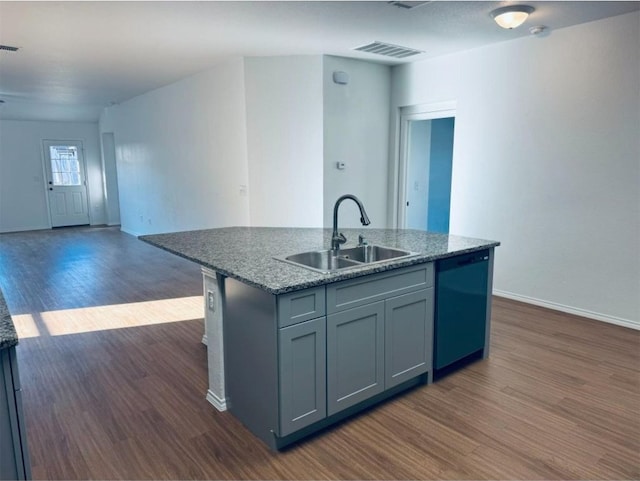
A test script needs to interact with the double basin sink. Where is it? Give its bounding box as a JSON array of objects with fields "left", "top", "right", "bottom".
[{"left": 276, "top": 244, "right": 418, "bottom": 274}]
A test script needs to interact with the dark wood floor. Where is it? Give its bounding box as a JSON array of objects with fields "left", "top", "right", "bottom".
[{"left": 0, "top": 226, "right": 638, "bottom": 480}]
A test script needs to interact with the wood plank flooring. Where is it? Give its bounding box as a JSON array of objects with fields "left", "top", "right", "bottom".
[{"left": 0, "top": 226, "right": 638, "bottom": 479}]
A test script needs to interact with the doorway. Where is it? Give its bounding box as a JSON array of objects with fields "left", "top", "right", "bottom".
[
  {"left": 397, "top": 103, "right": 456, "bottom": 233},
  {"left": 42, "top": 140, "right": 90, "bottom": 227}
]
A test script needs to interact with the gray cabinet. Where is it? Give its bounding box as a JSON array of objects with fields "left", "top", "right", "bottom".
[
  {"left": 326, "top": 289, "right": 433, "bottom": 415},
  {"left": 326, "top": 264, "right": 434, "bottom": 415},
  {"left": 277, "top": 286, "right": 325, "bottom": 328},
  {"left": 327, "top": 302, "right": 385, "bottom": 415},
  {"left": 1, "top": 347, "right": 31, "bottom": 480},
  {"left": 224, "top": 279, "right": 328, "bottom": 447},
  {"left": 326, "top": 263, "right": 433, "bottom": 314},
  {"left": 385, "top": 289, "right": 433, "bottom": 388},
  {"left": 278, "top": 317, "right": 326, "bottom": 436},
  {"left": 224, "top": 263, "right": 435, "bottom": 449}
]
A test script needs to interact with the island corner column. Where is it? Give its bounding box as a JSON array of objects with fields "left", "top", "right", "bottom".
[{"left": 202, "top": 267, "right": 227, "bottom": 411}]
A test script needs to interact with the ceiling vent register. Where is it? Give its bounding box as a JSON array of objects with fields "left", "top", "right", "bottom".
[
  {"left": 354, "top": 41, "right": 424, "bottom": 59},
  {"left": 0, "top": 45, "right": 19, "bottom": 52},
  {"left": 387, "top": 1, "right": 432, "bottom": 9}
]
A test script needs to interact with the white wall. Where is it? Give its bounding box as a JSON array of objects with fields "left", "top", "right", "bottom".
[
  {"left": 391, "top": 12, "right": 640, "bottom": 327},
  {"left": 244, "top": 56, "right": 324, "bottom": 227},
  {"left": 99, "top": 57, "right": 250, "bottom": 236},
  {"left": 323, "top": 56, "right": 391, "bottom": 229},
  {"left": 0, "top": 119, "right": 104, "bottom": 233}
]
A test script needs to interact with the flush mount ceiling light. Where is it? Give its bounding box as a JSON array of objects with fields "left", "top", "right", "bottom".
[{"left": 490, "top": 5, "right": 535, "bottom": 29}]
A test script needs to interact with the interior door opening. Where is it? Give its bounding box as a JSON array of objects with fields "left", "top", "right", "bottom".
[{"left": 398, "top": 104, "right": 456, "bottom": 233}]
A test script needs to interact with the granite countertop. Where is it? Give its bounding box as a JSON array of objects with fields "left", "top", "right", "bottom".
[
  {"left": 0, "top": 288, "right": 18, "bottom": 351},
  {"left": 141, "top": 227, "right": 499, "bottom": 295}
]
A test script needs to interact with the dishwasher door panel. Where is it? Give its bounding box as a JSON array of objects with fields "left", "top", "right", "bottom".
[{"left": 435, "top": 253, "right": 489, "bottom": 370}]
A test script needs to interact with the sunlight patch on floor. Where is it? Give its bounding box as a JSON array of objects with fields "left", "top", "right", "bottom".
[
  {"left": 12, "top": 296, "right": 204, "bottom": 338},
  {"left": 11, "top": 313, "right": 41, "bottom": 339}
]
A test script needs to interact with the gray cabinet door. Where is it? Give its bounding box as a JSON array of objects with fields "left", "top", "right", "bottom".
[
  {"left": 1, "top": 350, "right": 18, "bottom": 481},
  {"left": 1, "top": 347, "right": 30, "bottom": 481},
  {"left": 327, "top": 301, "right": 385, "bottom": 416},
  {"left": 385, "top": 288, "right": 433, "bottom": 389},
  {"left": 278, "top": 317, "right": 326, "bottom": 436}
]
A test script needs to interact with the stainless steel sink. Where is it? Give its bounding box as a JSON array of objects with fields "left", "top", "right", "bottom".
[
  {"left": 283, "top": 250, "right": 361, "bottom": 272},
  {"left": 276, "top": 245, "right": 418, "bottom": 273},
  {"left": 338, "top": 245, "right": 413, "bottom": 263}
]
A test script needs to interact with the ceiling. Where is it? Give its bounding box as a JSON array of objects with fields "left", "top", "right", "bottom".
[{"left": 0, "top": 1, "right": 638, "bottom": 122}]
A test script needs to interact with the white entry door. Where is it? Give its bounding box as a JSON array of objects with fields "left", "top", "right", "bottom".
[{"left": 43, "top": 140, "right": 90, "bottom": 227}]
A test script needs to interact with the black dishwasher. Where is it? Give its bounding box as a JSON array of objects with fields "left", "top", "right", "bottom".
[{"left": 434, "top": 250, "right": 489, "bottom": 374}]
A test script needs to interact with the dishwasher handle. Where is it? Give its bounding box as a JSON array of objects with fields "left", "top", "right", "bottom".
[
  {"left": 458, "top": 254, "right": 489, "bottom": 266},
  {"left": 438, "top": 249, "right": 489, "bottom": 272}
]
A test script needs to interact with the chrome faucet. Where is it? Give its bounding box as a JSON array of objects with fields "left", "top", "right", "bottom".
[{"left": 331, "top": 194, "right": 371, "bottom": 251}]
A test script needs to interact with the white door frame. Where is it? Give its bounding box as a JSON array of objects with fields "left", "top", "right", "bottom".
[
  {"left": 389, "top": 101, "right": 457, "bottom": 229},
  {"left": 41, "top": 139, "right": 92, "bottom": 228},
  {"left": 100, "top": 132, "right": 121, "bottom": 226}
]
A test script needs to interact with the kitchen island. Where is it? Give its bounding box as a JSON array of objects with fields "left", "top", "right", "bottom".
[
  {"left": 1, "top": 290, "right": 31, "bottom": 480},
  {"left": 141, "top": 227, "right": 499, "bottom": 449}
]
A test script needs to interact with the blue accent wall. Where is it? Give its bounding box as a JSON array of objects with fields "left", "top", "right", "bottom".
[{"left": 427, "top": 117, "right": 455, "bottom": 233}]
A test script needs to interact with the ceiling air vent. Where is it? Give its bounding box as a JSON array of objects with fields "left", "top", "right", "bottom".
[
  {"left": 388, "top": 1, "right": 432, "bottom": 9},
  {"left": 0, "top": 45, "right": 19, "bottom": 52},
  {"left": 354, "top": 41, "right": 424, "bottom": 59}
]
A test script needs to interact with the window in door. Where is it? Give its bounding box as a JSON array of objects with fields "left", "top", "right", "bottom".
[{"left": 49, "top": 145, "right": 82, "bottom": 186}]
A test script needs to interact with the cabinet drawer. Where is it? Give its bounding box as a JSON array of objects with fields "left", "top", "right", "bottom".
[
  {"left": 277, "top": 286, "right": 326, "bottom": 328},
  {"left": 327, "top": 263, "right": 433, "bottom": 314}
]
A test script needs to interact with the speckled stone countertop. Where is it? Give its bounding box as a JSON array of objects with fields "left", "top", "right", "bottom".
[
  {"left": 141, "top": 227, "right": 500, "bottom": 295},
  {"left": 0, "top": 288, "right": 18, "bottom": 351}
]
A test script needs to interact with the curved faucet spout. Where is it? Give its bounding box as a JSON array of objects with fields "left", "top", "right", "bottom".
[{"left": 332, "top": 194, "right": 371, "bottom": 251}]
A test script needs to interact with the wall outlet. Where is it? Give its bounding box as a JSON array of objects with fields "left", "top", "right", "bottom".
[{"left": 207, "top": 290, "right": 216, "bottom": 311}]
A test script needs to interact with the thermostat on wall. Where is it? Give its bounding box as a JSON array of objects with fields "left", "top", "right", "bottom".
[{"left": 333, "top": 71, "right": 349, "bottom": 85}]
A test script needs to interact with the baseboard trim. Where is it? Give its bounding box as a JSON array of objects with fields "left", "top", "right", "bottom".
[
  {"left": 493, "top": 289, "right": 639, "bottom": 331},
  {"left": 0, "top": 226, "right": 50, "bottom": 234},
  {"left": 206, "top": 389, "right": 227, "bottom": 412}
]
